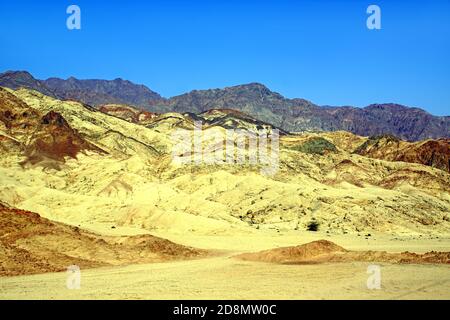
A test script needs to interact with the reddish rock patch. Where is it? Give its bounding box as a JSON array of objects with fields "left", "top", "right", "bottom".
[
  {"left": 355, "top": 135, "right": 450, "bottom": 172},
  {"left": 235, "top": 240, "right": 450, "bottom": 265},
  {"left": 99, "top": 104, "right": 158, "bottom": 124},
  {"left": 0, "top": 204, "right": 206, "bottom": 276},
  {"left": 21, "top": 111, "right": 105, "bottom": 168}
]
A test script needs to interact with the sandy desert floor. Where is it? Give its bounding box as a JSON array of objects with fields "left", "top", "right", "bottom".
[{"left": 1, "top": 230, "right": 449, "bottom": 300}]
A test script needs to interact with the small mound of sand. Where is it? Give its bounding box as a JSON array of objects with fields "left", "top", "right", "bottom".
[
  {"left": 236, "top": 240, "right": 347, "bottom": 264},
  {"left": 235, "top": 240, "right": 450, "bottom": 265}
]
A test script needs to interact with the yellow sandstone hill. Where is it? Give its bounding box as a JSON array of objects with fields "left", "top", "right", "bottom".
[{"left": 0, "top": 87, "right": 449, "bottom": 238}]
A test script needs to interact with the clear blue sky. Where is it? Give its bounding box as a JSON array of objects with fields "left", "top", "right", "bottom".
[{"left": 0, "top": 0, "right": 449, "bottom": 115}]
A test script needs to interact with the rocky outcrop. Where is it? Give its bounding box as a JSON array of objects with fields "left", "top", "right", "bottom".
[
  {"left": 354, "top": 134, "right": 450, "bottom": 172},
  {"left": 0, "top": 87, "right": 104, "bottom": 167},
  {"left": 23, "top": 111, "right": 105, "bottom": 166},
  {"left": 98, "top": 104, "right": 158, "bottom": 124}
]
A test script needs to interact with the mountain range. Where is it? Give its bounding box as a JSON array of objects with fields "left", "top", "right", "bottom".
[{"left": 1, "top": 70, "right": 449, "bottom": 141}]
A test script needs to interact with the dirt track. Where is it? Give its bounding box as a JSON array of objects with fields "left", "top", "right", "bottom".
[{"left": 1, "top": 232, "right": 449, "bottom": 300}]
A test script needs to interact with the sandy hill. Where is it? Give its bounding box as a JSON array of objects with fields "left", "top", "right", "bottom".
[
  {"left": 0, "top": 204, "right": 205, "bottom": 276},
  {"left": 235, "top": 240, "right": 450, "bottom": 265}
]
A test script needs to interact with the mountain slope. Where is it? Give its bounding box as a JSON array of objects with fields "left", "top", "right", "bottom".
[
  {"left": 0, "top": 87, "right": 104, "bottom": 168},
  {"left": 354, "top": 134, "right": 450, "bottom": 173},
  {"left": 98, "top": 104, "right": 158, "bottom": 124},
  {"left": 0, "top": 71, "right": 57, "bottom": 98},
  {"left": 44, "top": 77, "right": 162, "bottom": 107},
  {"left": 98, "top": 103, "right": 287, "bottom": 134}
]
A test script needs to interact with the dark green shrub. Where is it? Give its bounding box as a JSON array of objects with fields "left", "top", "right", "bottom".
[
  {"left": 307, "top": 219, "right": 320, "bottom": 231},
  {"left": 292, "top": 137, "right": 337, "bottom": 155}
]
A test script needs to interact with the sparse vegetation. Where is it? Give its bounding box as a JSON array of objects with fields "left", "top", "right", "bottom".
[{"left": 291, "top": 137, "right": 337, "bottom": 155}]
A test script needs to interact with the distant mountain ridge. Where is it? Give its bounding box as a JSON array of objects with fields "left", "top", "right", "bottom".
[
  {"left": 0, "top": 71, "right": 161, "bottom": 107},
  {"left": 154, "top": 83, "right": 450, "bottom": 141},
  {"left": 0, "top": 70, "right": 57, "bottom": 97},
  {"left": 1, "top": 70, "right": 449, "bottom": 141},
  {"left": 44, "top": 76, "right": 161, "bottom": 107}
]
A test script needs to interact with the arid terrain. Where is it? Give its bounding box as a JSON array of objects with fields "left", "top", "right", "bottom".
[
  {"left": 0, "top": 85, "right": 449, "bottom": 300},
  {"left": 1, "top": 231, "right": 449, "bottom": 300}
]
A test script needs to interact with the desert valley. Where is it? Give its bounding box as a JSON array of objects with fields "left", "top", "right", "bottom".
[{"left": 0, "top": 72, "right": 449, "bottom": 299}]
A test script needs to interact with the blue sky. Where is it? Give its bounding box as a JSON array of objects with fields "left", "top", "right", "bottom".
[{"left": 0, "top": 0, "right": 449, "bottom": 115}]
